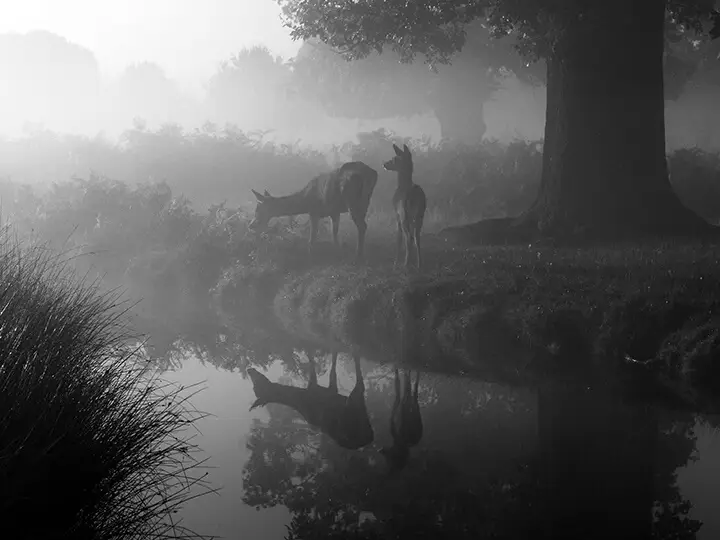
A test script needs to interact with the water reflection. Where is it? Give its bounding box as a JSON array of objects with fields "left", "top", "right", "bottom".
[
  {"left": 247, "top": 351, "right": 374, "bottom": 450},
  {"left": 130, "top": 309, "right": 719, "bottom": 539},
  {"left": 381, "top": 368, "right": 423, "bottom": 473}
]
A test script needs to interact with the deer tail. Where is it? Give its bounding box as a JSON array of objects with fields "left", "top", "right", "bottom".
[{"left": 247, "top": 367, "right": 273, "bottom": 411}]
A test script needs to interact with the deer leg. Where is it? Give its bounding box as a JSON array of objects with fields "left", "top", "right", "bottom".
[
  {"left": 307, "top": 355, "right": 318, "bottom": 388},
  {"left": 352, "top": 354, "right": 364, "bottom": 392},
  {"left": 395, "top": 222, "right": 403, "bottom": 268},
  {"left": 331, "top": 215, "right": 340, "bottom": 248},
  {"left": 309, "top": 216, "right": 319, "bottom": 253},
  {"left": 414, "top": 370, "right": 420, "bottom": 398},
  {"left": 388, "top": 367, "right": 402, "bottom": 441},
  {"left": 413, "top": 227, "right": 422, "bottom": 271},
  {"left": 350, "top": 212, "right": 367, "bottom": 263},
  {"left": 328, "top": 352, "right": 339, "bottom": 394},
  {"left": 403, "top": 369, "right": 412, "bottom": 401},
  {"left": 402, "top": 227, "right": 412, "bottom": 268}
]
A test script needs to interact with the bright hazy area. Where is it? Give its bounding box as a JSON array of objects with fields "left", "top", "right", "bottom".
[{"left": 2, "top": 0, "right": 717, "bottom": 157}]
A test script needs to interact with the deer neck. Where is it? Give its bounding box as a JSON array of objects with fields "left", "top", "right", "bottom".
[
  {"left": 395, "top": 171, "right": 414, "bottom": 191},
  {"left": 269, "top": 190, "right": 312, "bottom": 218}
]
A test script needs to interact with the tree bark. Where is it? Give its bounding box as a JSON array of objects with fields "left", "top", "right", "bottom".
[{"left": 515, "top": 0, "right": 713, "bottom": 240}]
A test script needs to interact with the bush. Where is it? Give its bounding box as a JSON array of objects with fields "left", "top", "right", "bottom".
[{"left": 0, "top": 228, "right": 213, "bottom": 539}]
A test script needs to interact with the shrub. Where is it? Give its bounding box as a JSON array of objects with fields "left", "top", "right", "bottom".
[{"left": 0, "top": 228, "right": 213, "bottom": 539}]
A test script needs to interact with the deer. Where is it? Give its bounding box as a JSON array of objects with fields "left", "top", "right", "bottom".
[
  {"left": 246, "top": 352, "right": 374, "bottom": 450},
  {"left": 248, "top": 161, "right": 378, "bottom": 262},
  {"left": 383, "top": 144, "right": 426, "bottom": 270},
  {"left": 380, "top": 367, "right": 423, "bottom": 473}
]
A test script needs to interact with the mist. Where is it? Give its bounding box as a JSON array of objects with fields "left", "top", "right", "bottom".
[
  {"left": 2, "top": 25, "right": 719, "bottom": 161},
  {"left": 3, "top": 4, "right": 720, "bottom": 540}
]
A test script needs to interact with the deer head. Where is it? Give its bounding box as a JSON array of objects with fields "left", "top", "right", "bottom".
[
  {"left": 248, "top": 189, "right": 274, "bottom": 231},
  {"left": 383, "top": 143, "right": 413, "bottom": 175}
]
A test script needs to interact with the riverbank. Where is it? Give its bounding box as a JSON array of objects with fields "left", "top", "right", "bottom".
[{"left": 217, "top": 235, "right": 720, "bottom": 410}]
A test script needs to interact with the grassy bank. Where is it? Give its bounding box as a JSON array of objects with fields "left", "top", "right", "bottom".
[
  {"left": 0, "top": 230, "right": 213, "bottom": 539},
  {"left": 214, "top": 235, "right": 720, "bottom": 410}
]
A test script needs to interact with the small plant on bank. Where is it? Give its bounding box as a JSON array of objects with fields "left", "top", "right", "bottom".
[{"left": 0, "top": 227, "right": 215, "bottom": 539}]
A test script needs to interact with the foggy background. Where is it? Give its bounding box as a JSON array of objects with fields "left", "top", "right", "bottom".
[{"left": 1, "top": 0, "right": 718, "bottom": 186}]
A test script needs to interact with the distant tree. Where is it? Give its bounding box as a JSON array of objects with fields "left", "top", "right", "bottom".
[
  {"left": 206, "top": 45, "right": 317, "bottom": 134},
  {"left": 289, "top": 21, "right": 546, "bottom": 144},
  {"left": 106, "top": 62, "right": 200, "bottom": 131},
  {"left": 0, "top": 30, "right": 101, "bottom": 134},
  {"left": 277, "top": 0, "right": 720, "bottom": 241}
]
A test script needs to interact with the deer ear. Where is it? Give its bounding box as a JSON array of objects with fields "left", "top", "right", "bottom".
[
  {"left": 403, "top": 144, "right": 411, "bottom": 156},
  {"left": 393, "top": 143, "right": 403, "bottom": 156},
  {"left": 251, "top": 189, "right": 265, "bottom": 202},
  {"left": 263, "top": 189, "right": 271, "bottom": 197}
]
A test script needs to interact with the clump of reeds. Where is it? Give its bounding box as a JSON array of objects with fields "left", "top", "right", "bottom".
[{"left": 0, "top": 227, "right": 215, "bottom": 539}]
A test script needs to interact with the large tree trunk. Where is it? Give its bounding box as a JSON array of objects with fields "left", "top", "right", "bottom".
[{"left": 516, "top": 0, "right": 712, "bottom": 240}]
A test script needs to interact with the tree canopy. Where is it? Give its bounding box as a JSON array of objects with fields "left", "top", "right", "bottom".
[{"left": 278, "top": 0, "right": 719, "bottom": 66}]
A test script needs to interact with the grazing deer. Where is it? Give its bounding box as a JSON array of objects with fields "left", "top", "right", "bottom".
[
  {"left": 380, "top": 368, "right": 423, "bottom": 472},
  {"left": 248, "top": 162, "right": 378, "bottom": 261},
  {"left": 246, "top": 352, "right": 374, "bottom": 450},
  {"left": 383, "top": 144, "right": 426, "bottom": 270}
]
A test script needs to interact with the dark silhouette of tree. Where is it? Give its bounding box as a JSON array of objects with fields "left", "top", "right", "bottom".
[{"left": 277, "top": 0, "right": 720, "bottom": 241}]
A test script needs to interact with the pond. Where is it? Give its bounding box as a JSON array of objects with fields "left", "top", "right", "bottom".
[{"left": 136, "top": 311, "right": 720, "bottom": 539}]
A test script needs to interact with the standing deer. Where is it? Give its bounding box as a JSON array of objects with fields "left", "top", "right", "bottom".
[
  {"left": 246, "top": 352, "right": 374, "bottom": 450},
  {"left": 248, "top": 161, "right": 378, "bottom": 261},
  {"left": 383, "top": 144, "right": 426, "bottom": 270},
  {"left": 380, "top": 368, "right": 423, "bottom": 472}
]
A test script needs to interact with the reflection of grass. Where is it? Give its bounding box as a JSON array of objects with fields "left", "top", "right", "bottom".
[
  {"left": 220, "top": 233, "right": 720, "bottom": 406},
  {"left": 0, "top": 231, "right": 214, "bottom": 539}
]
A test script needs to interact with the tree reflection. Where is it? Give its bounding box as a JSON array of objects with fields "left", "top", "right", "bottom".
[
  {"left": 380, "top": 368, "right": 423, "bottom": 473},
  {"left": 241, "top": 376, "right": 702, "bottom": 539}
]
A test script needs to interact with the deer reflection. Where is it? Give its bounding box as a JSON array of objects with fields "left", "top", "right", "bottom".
[
  {"left": 381, "top": 368, "right": 424, "bottom": 472},
  {"left": 246, "top": 351, "right": 374, "bottom": 450}
]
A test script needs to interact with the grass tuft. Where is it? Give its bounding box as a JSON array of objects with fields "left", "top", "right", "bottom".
[{"left": 0, "top": 226, "right": 215, "bottom": 540}]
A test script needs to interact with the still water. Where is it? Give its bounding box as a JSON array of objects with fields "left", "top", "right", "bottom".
[{"left": 140, "top": 316, "right": 720, "bottom": 539}]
